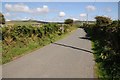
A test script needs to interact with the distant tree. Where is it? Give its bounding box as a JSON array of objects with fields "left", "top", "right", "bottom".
[
  {"left": 118, "top": 20, "right": 120, "bottom": 27},
  {"left": 0, "top": 13, "right": 5, "bottom": 24},
  {"left": 95, "top": 16, "right": 112, "bottom": 27},
  {"left": 64, "top": 19, "right": 73, "bottom": 25}
]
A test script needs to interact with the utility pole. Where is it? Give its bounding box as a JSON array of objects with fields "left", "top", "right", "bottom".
[{"left": 86, "top": 13, "right": 88, "bottom": 24}]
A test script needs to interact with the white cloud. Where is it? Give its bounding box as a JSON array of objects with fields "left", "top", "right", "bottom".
[
  {"left": 103, "top": 15, "right": 111, "bottom": 18},
  {"left": 86, "top": 5, "right": 96, "bottom": 12},
  {"left": 6, "top": 19, "right": 11, "bottom": 21},
  {"left": 80, "top": 13, "right": 87, "bottom": 17},
  {"left": 103, "top": 15, "right": 109, "bottom": 17},
  {"left": 5, "top": 3, "right": 31, "bottom": 12},
  {"left": 5, "top": 3, "right": 49, "bottom": 14},
  {"left": 59, "top": 12, "right": 66, "bottom": 17},
  {"left": 5, "top": 4, "right": 12, "bottom": 10},
  {"left": 4, "top": 12, "right": 10, "bottom": 17},
  {"left": 21, "top": 17, "right": 29, "bottom": 20},
  {"left": 36, "top": 5, "right": 49, "bottom": 13},
  {"left": 80, "top": 13, "right": 87, "bottom": 21},
  {"left": 43, "top": 5, "right": 48, "bottom": 8},
  {"left": 72, "top": 18, "right": 79, "bottom": 21},
  {"left": 105, "top": 7, "right": 111, "bottom": 12}
]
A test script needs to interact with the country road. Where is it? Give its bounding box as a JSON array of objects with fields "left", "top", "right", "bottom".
[{"left": 3, "top": 28, "right": 95, "bottom": 78}]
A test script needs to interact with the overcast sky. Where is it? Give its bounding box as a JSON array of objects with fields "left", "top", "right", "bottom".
[{"left": 1, "top": 2, "right": 118, "bottom": 22}]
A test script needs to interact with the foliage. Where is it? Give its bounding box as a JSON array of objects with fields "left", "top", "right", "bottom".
[
  {"left": 2, "top": 23, "right": 75, "bottom": 64},
  {"left": 0, "top": 13, "right": 5, "bottom": 24},
  {"left": 95, "top": 16, "right": 112, "bottom": 27},
  {"left": 64, "top": 19, "right": 73, "bottom": 25},
  {"left": 83, "top": 16, "right": 120, "bottom": 79}
]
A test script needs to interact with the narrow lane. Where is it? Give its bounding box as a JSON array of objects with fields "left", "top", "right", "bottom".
[{"left": 3, "top": 28, "right": 95, "bottom": 78}]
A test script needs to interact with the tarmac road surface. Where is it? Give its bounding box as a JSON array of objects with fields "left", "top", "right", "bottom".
[{"left": 3, "top": 28, "right": 95, "bottom": 78}]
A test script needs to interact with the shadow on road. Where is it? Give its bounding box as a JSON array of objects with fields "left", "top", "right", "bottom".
[
  {"left": 53, "top": 43, "right": 93, "bottom": 53},
  {"left": 79, "top": 37, "right": 91, "bottom": 40}
]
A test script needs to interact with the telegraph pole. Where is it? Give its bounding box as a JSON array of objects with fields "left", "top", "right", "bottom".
[{"left": 86, "top": 13, "right": 88, "bottom": 24}]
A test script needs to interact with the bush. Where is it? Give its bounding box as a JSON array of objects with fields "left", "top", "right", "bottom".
[
  {"left": 2, "top": 23, "right": 73, "bottom": 64},
  {"left": 84, "top": 18, "right": 120, "bottom": 79},
  {"left": 64, "top": 19, "right": 73, "bottom": 25}
]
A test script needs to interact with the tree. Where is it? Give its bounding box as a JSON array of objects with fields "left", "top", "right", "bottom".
[
  {"left": 95, "top": 16, "right": 112, "bottom": 27},
  {"left": 64, "top": 19, "right": 73, "bottom": 25},
  {"left": 0, "top": 13, "right": 5, "bottom": 24}
]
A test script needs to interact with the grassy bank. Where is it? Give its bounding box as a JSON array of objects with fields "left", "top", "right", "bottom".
[
  {"left": 2, "top": 23, "right": 77, "bottom": 64},
  {"left": 83, "top": 19, "right": 120, "bottom": 79}
]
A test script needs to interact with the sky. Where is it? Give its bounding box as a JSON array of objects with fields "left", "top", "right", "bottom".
[
  {"left": 1, "top": 2, "right": 118, "bottom": 22},
  {"left": 1, "top": 0, "right": 120, "bottom": 2}
]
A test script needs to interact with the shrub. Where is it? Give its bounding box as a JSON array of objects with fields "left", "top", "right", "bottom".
[{"left": 84, "top": 18, "right": 120, "bottom": 79}]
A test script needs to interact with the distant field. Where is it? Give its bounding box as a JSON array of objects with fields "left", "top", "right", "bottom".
[
  {"left": 6, "top": 20, "right": 42, "bottom": 26},
  {"left": 6, "top": 20, "right": 95, "bottom": 24},
  {"left": 6, "top": 21, "right": 38, "bottom": 24}
]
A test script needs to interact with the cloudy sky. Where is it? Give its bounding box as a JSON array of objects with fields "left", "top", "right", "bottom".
[{"left": 1, "top": 2, "right": 118, "bottom": 22}]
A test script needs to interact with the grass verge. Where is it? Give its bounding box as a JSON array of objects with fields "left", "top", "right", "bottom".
[{"left": 2, "top": 27, "right": 77, "bottom": 64}]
